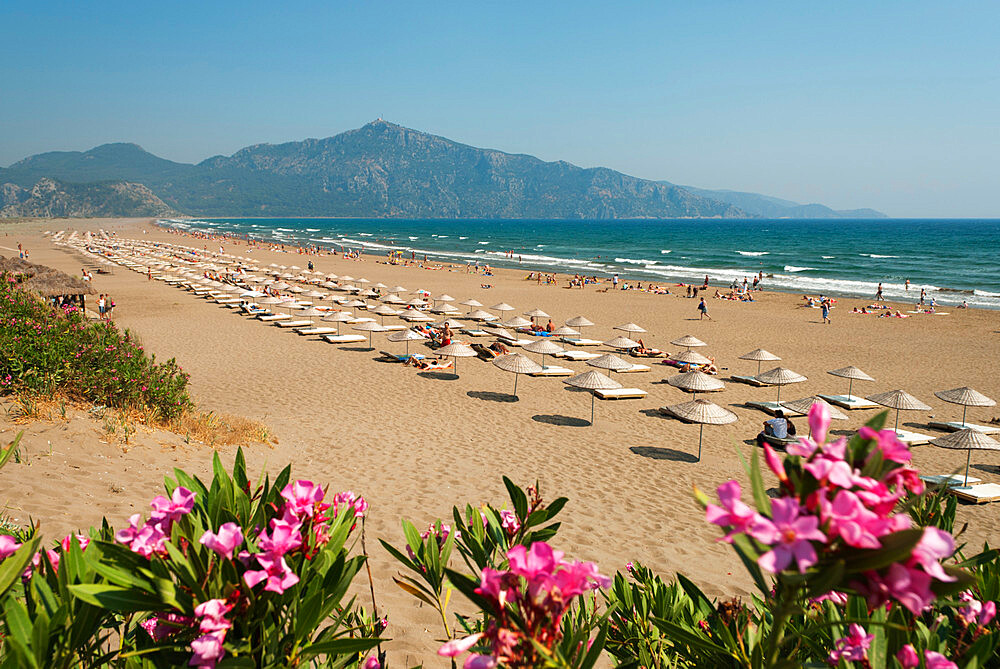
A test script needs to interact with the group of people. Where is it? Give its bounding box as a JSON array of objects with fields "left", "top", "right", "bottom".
[{"left": 97, "top": 293, "right": 115, "bottom": 320}]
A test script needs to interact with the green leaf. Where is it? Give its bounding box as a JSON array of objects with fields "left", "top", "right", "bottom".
[
  {"left": 749, "top": 449, "right": 772, "bottom": 516},
  {"left": 580, "top": 624, "right": 607, "bottom": 669},
  {"left": 298, "top": 636, "right": 383, "bottom": 658},
  {"left": 68, "top": 584, "right": 165, "bottom": 612},
  {"left": 840, "top": 529, "right": 923, "bottom": 573},
  {"left": 545, "top": 496, "right": 568, "bottom": 519},
  {"left": 0, "top": 431, "right": 24, "bottom": 469},
  {"left": 0, "top": 534, "right": 41, "bottom": 598},
  {"left": 503, "top": 476, "right": 528, "bottom": 520}
]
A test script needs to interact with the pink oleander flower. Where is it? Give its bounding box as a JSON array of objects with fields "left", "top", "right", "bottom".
[
  {"left": 362, "top": 657, "right": 381, "bottom": 669},
  {"left": 280, "top": 480, "right": 327, "bottom": 520},
  {"left": 60, "top": 534, "right": 90, "bottom": 552},
  {"left": 883, "top": 465, "right": 925, "bottom": 495},
  {"left": 803, "top": 455, "right": 856, "bottom": 490},
  {"left": 439, "top": 633, "right": 484, "bottom": 657},
  {"left": 859, "top": 563, "right": 935, "bottom": 615},
  {"left": 244, "top": 553, "right": 299, "bottom": 594},
  {"left": 910, "top": 527, "right": 956, "bottom": 583},
  {"left": 809, "top": 402, "right": 831, "bottom": 444},
  {"left": 923, "top": 651, "right": 959, "bottom": 669},
  {"left": 0, "top": 535, "right": 21, "bottom": 559},
  {"left": 751, "top": 498, "right": 826, "bottom": 573},
  {"left": 332, "top": 491, "right": 368, "bottom": 518},
  {"left": 827, "top": 623, "right": 873, "bottom": 664},
  {"left": 958, "top": 591, "right": 997, "bottom": 628},
  {"left": 199, "top": 523, "right": 244, "bottom": 560},
  {"left": 896, "top": 644, "right": 920, "bottom": 668},
  {"left": 762, "top": 443, "right": 787, "bottom": 482},
  {"left": 820, "top": 489, "right": 885, "bottom": 549},
  {"left": 189, "top": 631, "right": 226, "bottom": 668},
  {"left": 141, "top": 612, "right": 194, "bottom": 641},
  {"left": 499, "top": 509, "right": 521, "bottom": 534},
  {"left": 150, "top": 487, "right": 195, "bottom": 526},
  {"left": 116, "top": 514, "right": 168, "bottom": 558},
  {"left": 257, "top": 519, "right": 303, "bottom": 556},
  {"left": 194, "top": 599, "right": 233, "bottom": 633},
  {"left": 705, "top": 481, "right": 757, "bottom": 542},
  {"left": 811, "top": 590, "right": 848, "bottom": 607},
  {"left": 465, "top": 655, "right": 499, "bottom": 669},
  {"left": 507, "top": 542, "right": 563, "bottom": 581},
  {"left": 859, "top": 426, "right": 912, "bottom": 463}
]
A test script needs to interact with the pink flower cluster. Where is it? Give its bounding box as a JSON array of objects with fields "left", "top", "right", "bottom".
[
  {"left": 0, "top": 533, "right": 91, "bottom": 581},
  {"left": 116, "top": 487, "right": 195, "bottom": 558},
  {"left": 897, "top": 645, "right": 958, "bottom": 669},
  {"left": 440, "top": 542, "right": 610, "bottom": 668},
  {"left": 957, "top": 591, "right": 997, "bottom": 629},
  {"left": 827, "top": 623, "right": 873, "bottom": 664},
  {"left": 189, "top": 599, "right": 234, "bottom": 668},
  {"left": 706, "top": 403, "right": 956, "bottom": 614}
]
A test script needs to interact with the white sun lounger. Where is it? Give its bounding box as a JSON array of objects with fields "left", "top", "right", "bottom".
[
  {"left": 555, "top": 350, "right": 601, "bottom": 361},
  {"left": 276, "top": 320, "right": 313, "bottom": 328},
  {"left": 498, "top": 336, "right": 534, "bottom": 347},
  {"left": 594, "top": 388, "right": 647, "bottom": 400},
  {"left": 346, "top": 317, "right": 376, "bottom": 324},
  {"left": 528, "top": 365, "right": 574, "bottom": 377},
  {"left": 731, "top": 374, "right": 768, "bottom": 387},
  {"left": 817, "top": 394, "right": 879, "bottom": 410},
  {"left": 745, "top": 400, "right": 794, "bottom": 415},
  {"left": 257, "top": 314, "right": 292, "bottom": 322},
  {"left": 215, "top": 298, "right": 241, "bottom": 305},
  {"left": 323, "top": 334, "right": 366, "bottom": 344},
  {"left": 950, "top": 483, "right": 1000, "bottom": 504},
  {"left": 893, "top": 429, "right": 932, "bottom": 446},
  {"left": 295, "top": 327, "right": 338, "bottom": 336},
  {"left": 618, "top": 363, "right": 651, "bottom": 373},
  {"left": 920, "top": 474, "right": 982, "bottom": 487},
  {"left": 461, "top": 329, "right": 490, "bottom": 336},
  {"left": 928, "top": 421, "right": 1000, "bottom": 435},
  {"left": 381, "top": 324, "right": 406, "bottom": 331},
  {"left": 560, "top": 337, "right": 603, "bottom": 347}
]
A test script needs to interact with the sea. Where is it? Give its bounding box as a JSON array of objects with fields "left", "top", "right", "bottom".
[{"left": 158, "top": 218, "right": 1000, "bottom": 310}]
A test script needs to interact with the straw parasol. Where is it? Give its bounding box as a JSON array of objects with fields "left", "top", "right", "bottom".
[
  {"left": 461, "top": 298, "right": 484, "bottom": 308},
  {"left": 298, "top": 307, "right": 325, "bottom": 323},
  {"left": 433, "top": 293, "right": 455, "bottom": 305},
  {"left": 502, "top": 316, "right": 533, "bottom": 329},
  {"left": 493, "top": 354, "right": 543, "bottom": 399},
  {"left": 866, "top": 390, "right": 932, "bottom": 432},
  {"left": 483, "top": 326, "right": 512, "bottom": 339},
  {"left": 382, "top": 294, "right": 405, "bottom": 304},
  {"left": 525, "top": 308, "right": 550, "bottom": 319},
  {"left": 434, "top": 303, "right": 461, "bottom": 314},
  {"left": 670, "top": 350, "right": 712, "bottom": 366},
  {"left": 755, "top": 367, "right": 808, "bottom": 404},
  {"left": 387, "top": 328, "right": 425, "bottom": 354},
  {"left": 352, "top": 321, "right": 387, "bottom": 350},
  {"left": 605, "top": 336, "right": 640, "bottom": 351},
  {"left": 388, "top": 285, "right": 407, "bottom": 294},
  {"left": 491, "top": 302, "right": 516, "bottom": 317},
  {"left": 934, "top": 387, "right": 996, "bottom": 428},
  {"left": 614, "top": 322, "right": 647, "bottom": 334},
  {"left": 565, "top": 315, "right": 595, "bottom": 336},
  {"left": 321, "top": 310, "right": 354, "bottom": 335},
  {"left": 666, "top": 370, "right": 725, "bottom": 398},
  {"left": 738, "top": 348, "right": 781, "bottom": 376},
  {"left": 564, "top": 371, "right": 622, "bottom": 424},
  {"left": 663, "top": 399, "right": 738, "bottom": 461},
  {"left": 467, "top": 309, "right": 496, "bottom": 321},
  {"left": 523, "top": 339, "right": 565, "bottom": 368},
  {"left": 587, "top": 353, "right": 634, "bottom": 374},
  {"left": 434, "top": 342, "right": 477, "bottom": 375},
  {"left": 671, "top": 334, "right": 706, "bottom": 350},
  {"left": 371, "top": 304, "right": 400, "bottom": 324},
  {"left": 930, "top": 429, "right": 1000, "bottom": 487},
  {"left": 828, "top": 366, "right": 875, "bottom": 401},
  {"left": 551, "top": 325, "right": 580, "bottom": 337}
]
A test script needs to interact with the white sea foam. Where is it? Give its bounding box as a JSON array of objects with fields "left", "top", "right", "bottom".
[
  {"left": 784, "top": 266, "right": 814, "bottom": 272},
  {"left": 660, "top": 250, "right": 671, "bottom": 254},
  {"left": 408, "top": 236, "right": 419, "bottom": 240},
  {"left": 737, "top": 251, "right": 769, "bottom": 256},
  {"left": 478, "top": 241, "right": 489, "bottom": 245},
  {"left": 305, "top": 228, "right": 319, "bottom": 232},
  {"left": 459, "top": 236, "right": 468, "bottom": 240},
  {"left": 860, "top": 253, "right": 898, "bottom": 258},
  {"left": 822, "top": 256, "right": 835, "bottom": 259},
  {"left": 615, "top": 258, "right": 659, "bottom": 265},
  {"left": 276, "top": 228, "right": 295, "bottom": 232}
]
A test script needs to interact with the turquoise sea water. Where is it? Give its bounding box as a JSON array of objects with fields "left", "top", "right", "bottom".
[{"left": 160, "top": 218, "right": 1000, "bottom": 309}]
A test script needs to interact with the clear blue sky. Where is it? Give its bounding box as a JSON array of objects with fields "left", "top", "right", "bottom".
[{"left": 2, "top": 1, "right": 998, "bottom": 217}]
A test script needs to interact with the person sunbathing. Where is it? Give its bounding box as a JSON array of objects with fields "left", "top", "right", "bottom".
[
  {"left": 405, "top": 357, "right": 453, "bottom": 370},
  {"left": 489, "top": 341, "right": 510, "bottom": 355}
]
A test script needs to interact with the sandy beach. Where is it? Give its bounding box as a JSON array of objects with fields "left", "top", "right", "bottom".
[{"left": 2, "top": 217, "right": 1000, "bottom": 664}]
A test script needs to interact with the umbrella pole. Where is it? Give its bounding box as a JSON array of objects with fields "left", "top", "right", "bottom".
[
  {"left": 847, "top": 378, "right": 854, "bottom": 401},
  {"left": 698, "top": 424, "right": 704, "bottom": 461},
  {"left": 513, "top": 373, "right": 518, "bottom": 399},
  {"left": 591, "top": 394, "right": 595, "bottom": 425},
  {"left": 962, "top": 405, "right": 968, "bottom": 428},
  {"left": 775, "top": 384, "right": 781, "bottom": 406},
  {"left": 965, "top": 448, "right": 972, "bottom": 487},
  {"left": 757, "top": 360, "right": 762, "bottom": 375},
  {"left": 894, "top": 409, "right": 900, "bottom": 433}
]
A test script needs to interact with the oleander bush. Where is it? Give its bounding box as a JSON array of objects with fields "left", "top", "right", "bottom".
[{"left": 0, "top": 278, "right": 190, "bottom": 418}]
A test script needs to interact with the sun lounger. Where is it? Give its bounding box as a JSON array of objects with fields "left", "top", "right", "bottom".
[
  {"left": 893, "top": 429, "right": 932, "bottom": 446},
  {"left": 528, "top": 365, "right": 574, "bottom": 377},
  {"left": 276, "top": 320, "right": 313, "bottom": 328},
  {"left": 461, "top": 328, "right": 490, "bottom": 336},
  {"left": 950, "top": 483, "right": 1000, "bottom": 504},
  {"left": 295, "top": 327, "right": 338, "bottom": 336},
  {"left": 346, "top": 317, "right": 376, "bottom": 324},
  {"left": 323, "top": 334, "right": 366, "bottom": 344},
  {"left": 593, "top": 388, "right": 647, "bottom": 400},
  {"left": 215, "top": 298, "right": 241, "bottom": 305},
  {"left": 928, "top": 421, "right": 1000, "bottom": 435},
  {"left": 497, "top": 336, "right": 534, "bottom": 347},
  {"left": 379, "top": 351, "right": 425, "bottom": 363},
  {"left": 817, "top": 394, "right": 879, "bottom": 410},
  {"left": 257, "top": 314, "right": 292, "bottom": 322},
  {"left": 471, "top": 343, "right": 499, "bottom": 360},
  {"left": 618, "top": 363, "right": 651, "bottom": 373},
  {"left": 560, "top": 337, "right": 603, "bottom": 346},
  {"left": 745, "top": 400, "right": 793, "bottom": 415},
  {"left": 555, "top": 350, "right": 601, "bottom": 361},
  {"left": 731, "top": 374, "right": 768, "bottom": 387},
  {"left": 920, "top": 474, "right": 982, "bottom": 487}
]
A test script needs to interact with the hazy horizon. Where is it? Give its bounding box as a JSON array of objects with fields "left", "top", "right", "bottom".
[{"left": 2, "top": 1, "right": 998, "bottom": 218}]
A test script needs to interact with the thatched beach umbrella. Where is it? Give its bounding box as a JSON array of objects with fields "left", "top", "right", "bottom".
[
  {"left": 828, "top": 366, "right": 875, "bottom": 402},
  {"left": 387, "top": 328, "right": 425, "bottom": 354},
  {"left": 739, "top": 348, "right": 781, "bottom": 376},
  {"left": 371, "top": 304, "right": 400, "bottom": 325},
  {"left": 663, "top": 399, "right": 738, "bottom": 461},
  {"left": 433, "top": 293, "right": 455, "bottom": 305},
  {"left": 934, "top": 387, "right": 996, "bottom": 428},
  {"left": 614, "top": 322, "right": 647, "bottom": 334},
  {"left": 671, "top": 334, "right": 707, "bottom": 351},
  {"left": 565, "top": 315, "right": 595, "bottom": 336},
  {"left": 434, "top": 342, "right": 477, "bottom": 375},
  {"left": 322, "top": 310, "right": 354, "bottom": 335},
  {"left": 930, "top": 429, "right": 1000, "bottom": 487},
  {"left": 493, "top": 354, "right": 543, "bottom": 399},
  {"left": 467, "top": 309, "right": 496, "bottom": 322},
  {"left": 352, "top": 321, "right": 387, "bottom": 350},
  {"left": 780, "top": 396, "right": 848, "bottom": 436},
  {"left": 564, "top": 371, "right": 622, "bottom": 425},
  {"left": 491, "top": 302, "right": 516, "bottom": 318},
  {"left": 502, "top": 316, "right": 533, "bottom": 329},
  {"left": 866, "top": 390, "right": 932, "bottom": 432},
  {"left": 551, "top": 325, "right": 580, "bottom": 337},
  {"left": 670, "top": 350, "right": 713, "bottom": 366},
  {"left": 525, "top": 308, "right": 550, "bottom": 319},
  {"left": 388, "top": 285, "right": 407, "bottom": 294},
  {"left": 587, "top": 353, "right": 634, "bottom": 375},
  {"left": 605, "top": 336, "right": 640, "bottom": 351},
  {"left": 666, "top": 370, "right": 725, "bottom": 399},
  {"left": 523, "top": 339, "right": 565, "bottom": 368},
  {"left": 298, "top": 307, "right": 325, "bottom": 323},
  {"left": 755, "top": 367, "right": 808, "bottom": 405}
]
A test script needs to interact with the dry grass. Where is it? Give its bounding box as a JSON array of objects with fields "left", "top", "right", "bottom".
[{"left": 1, "top": 391, "right": 274, "bottom": 448}]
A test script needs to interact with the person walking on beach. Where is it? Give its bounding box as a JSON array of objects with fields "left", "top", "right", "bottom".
[
  {"left": 613, "top": 273, "right": 619, "bottom": 290},
  {"left": 919, "top": 287, "right": 926, "bottom": 305},
  {"left": 821, "top": 298, "right": 831, "bottom": 324},
  {"left": 698, "top": 297, "right": 712, "bottom": 320},
  {"left": 875, "top": 283, "right": 884, "bottom": 302}
]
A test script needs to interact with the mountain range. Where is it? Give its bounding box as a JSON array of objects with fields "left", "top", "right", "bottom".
[{"left": 0, "top": 120, "right": 885, "bottom": 219}]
